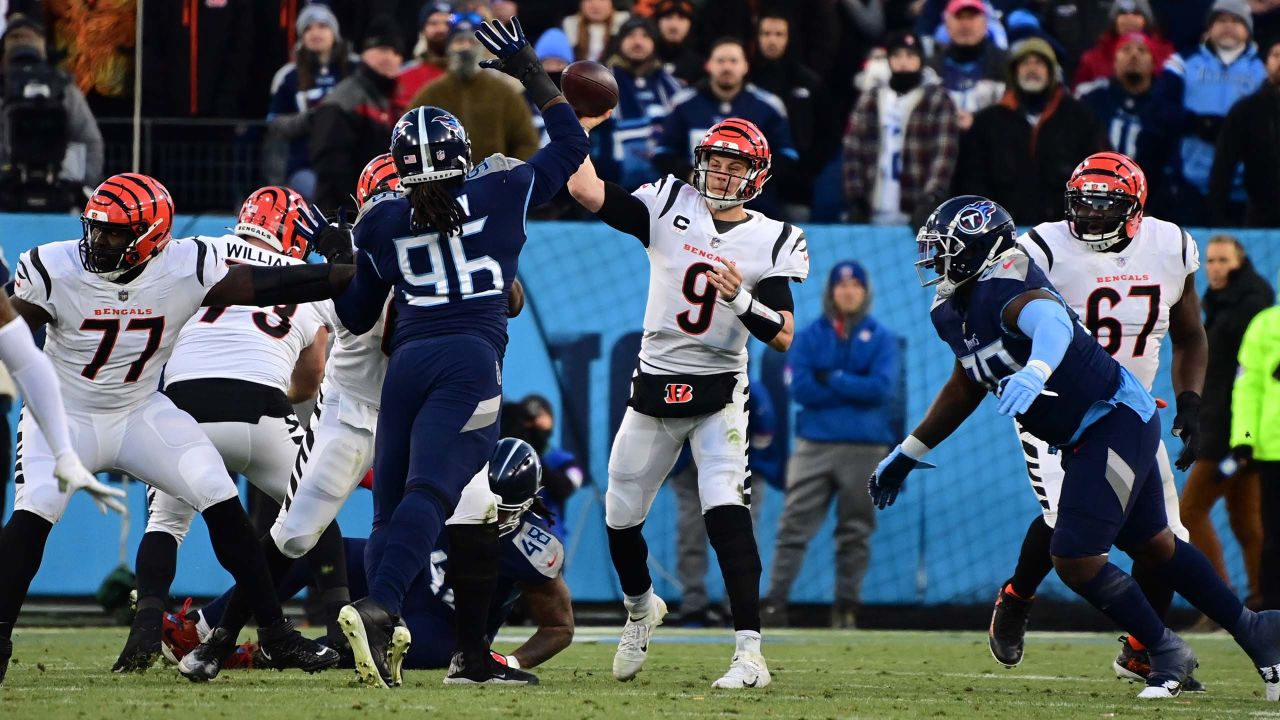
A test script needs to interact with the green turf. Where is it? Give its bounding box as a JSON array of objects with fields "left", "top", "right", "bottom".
[{"left": 1, "top": 627, "right": 1276, "bottom": 719}]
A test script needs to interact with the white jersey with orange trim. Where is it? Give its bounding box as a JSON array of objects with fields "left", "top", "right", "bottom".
[
  {"left": 163, "top": 235, "right": 326, "bottom": 393},
  {"left": 1017, "top": 216, "right": 1199, "bottom": 390},
  {"left": 13, "top": 237, "right": 228, "bottom": 413},
  {"left": 632, "top": 175, "right": 809, "bottom": 375}
]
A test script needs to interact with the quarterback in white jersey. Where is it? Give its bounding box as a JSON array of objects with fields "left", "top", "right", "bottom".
[
  {"left": 115, "top": 187, "right": 334, "bottom": 673},
  {"left": 987, "top": 153, "right": 1208, "bottom": 685},
  {"left": 569, "top": 118, "right": 808, "bottom": 690},
  {"left": 0, "top": 173, "right": 355, "bottom": 684}
]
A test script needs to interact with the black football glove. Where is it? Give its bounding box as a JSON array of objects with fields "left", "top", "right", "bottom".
[
  {"left": 298, "top": 204, "right": 354, "bottom": 264},
  {"left": 475, "top": 17, "right": 560, "bottom": 108},
  {"left": 1171, "top": 390, "right": 1202, "bottom": 471}
]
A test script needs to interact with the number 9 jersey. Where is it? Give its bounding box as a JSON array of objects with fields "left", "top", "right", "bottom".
[
  {"left": 14, "top": 237, "right": 228, "bottom": 413},
  {"left": 632, "top": 175, "right": 809, "bottom": 375}
]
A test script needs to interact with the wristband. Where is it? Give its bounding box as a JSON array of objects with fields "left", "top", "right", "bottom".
[
  {"left": 1025, "top": 360, "right": 1053, "bottom": 381},
  {"left": 901, "top": 435, "right": 932, "bottom": 460},
  {"left": 728, "top": 288, "right": 753, "bottom": 315}
]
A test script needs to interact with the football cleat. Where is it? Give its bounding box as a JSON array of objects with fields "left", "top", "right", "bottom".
[
  {"left": 112, "top": 606, "right": 163, "bottom": 673},
  {"left": 338, "top": 598, "right": 396, "bottom": 688},
  {"left": 0, "top": 636, "right": 11, "bottom": 686},
  {"left": 388, "top": 620, "right": 411, "bottom": 687},
  {"left": 988, "top": 583, "right": 1033, "bottom": 667},
  {"left": 159, "top": 598, "right": 202, "bottom": 664},
  {"left": 711, "top": 650, "right": 771, "bottom": 689},
  {"left": 443, "top": 651, "right": 539, "bottom": 685},
  {"left": 1240, "top": 609, "right": 1280, "bottom": 700},
  {"left": 613, "top": 595, "right": 668, "bottom": 681},
  {"left": 316, "top": 632, "right": 355, "bottom": 670},
  {"left": 257, "top": 620, "right": 339, "bottom": 675},
  {"left": 1113, "top": 635, "right": 1205, "bottom": 692},
  {"left": 1137, "top": 635, "right": 1198, "bottom": 699},
  {"left": 178, "top": 627, "right": 237, "bottom": 682}
]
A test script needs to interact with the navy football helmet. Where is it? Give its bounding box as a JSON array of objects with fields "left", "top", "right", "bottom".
[
  {"left": 915, "top": 195, "right": 1017, "bottom": 298},
  {"left": 489, "top": 437, "right": 542, "bottom": 536},
  {"left": 389, "top": 106, "right": 473, "bottom": 186}
]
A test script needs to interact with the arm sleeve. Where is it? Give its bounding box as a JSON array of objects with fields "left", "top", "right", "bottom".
[
  {"left": 826, "top": 331, "right": 901, "bottom": 405},
  {"left": 525, "top": 102, "right": 592, "bottom": 208},
  {"left": 1012, "top": 298, "right": 1074, "bottom": 373},
  {"left": 333, "top": 250, "right": 393, "bottom": 335},
  {"left": 0, "top": 316, "right": 74, "bottom": 458},
  {"left": 595, "top": 181, "right": 651, "bottom": 245},
  {"left": 1230, "top": 312, "right": 1269, "bottom": 449}
]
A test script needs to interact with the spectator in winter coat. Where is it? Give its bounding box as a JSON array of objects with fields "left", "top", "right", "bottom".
[
  {"left": 1181, "top": 235, "right": 1275, "bottom": 607},
  {"left": 141, "top": 0, "right": 254, "bottom": 118},
  {"left": 1078, "top": 32, "right": 1159, "bottom": 161},
  {"left": 563, "top": 0, "right": 629, "bottom": 61},
  {"left": 267, "top": 4, "right": 358, "bottom": 200},
  {"left": 926, "top": 0, "right": 1007, "bottom": 130},
  {"left": 395, "top": 2, "right": 456, "bottom": 115},
  {"left": 652, "top": 0, "right": 704, "bottom": 85},
  {"left": 309, "top": 16, "right": 403, "bottom": 214},
  {"left": 954, "top": 38, "right": 1108, "bottom": 225},
  {"left": 843, "top": 31, "right": 958, "bottom": 228},
  {"left": 529, "top": 28, "right": 576, "bottom": 147},
  {"left": 1073, "top": 0, "right": 1174, "bottom": 89},
  {"left": 750, "top": 11, "right": 832, "bottom": 220},
  {"left": 410, "top": 19, "right": 539, "bottom": 164},
  {"left": 1209, "top": 38, "right": 1280, "bottom": 227},
  {"left": 595, "top": 18, "right": 682, "bottom": 189},
  {"left": 764, "top": 261, "right": 900, "bottom": 630},
  {"left": 1145, "top": 0, "right": 1266, "bottom": 226}
]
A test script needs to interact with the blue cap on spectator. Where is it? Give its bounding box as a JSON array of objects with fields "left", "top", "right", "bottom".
[
  {"left": 829, "top": 261, "right": 868, "bottom": 289},
  {"left": 535, "top": 28, "right": 574, "bottom": 65},
  {"left": 297, "top": 2, "right": 341, "bottom": 41},
  {"left": 419, "top": 2, "right": 455, "bottom": 31}
]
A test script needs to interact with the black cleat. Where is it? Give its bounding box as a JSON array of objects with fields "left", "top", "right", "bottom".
[
  {"left": 112, "top": 607, "right": 163, "bottom": 673},
  {"left": 988, "top": 583, "right": 1033, "bottom": 667},
  {"left": 443, "top": 651, "right": 539, "bottom": 685},
  {"left": 257, "top": 620, "right": 340, "bottom": 674},
  {"left": 0, "top": 636, "right": 11, "bottom": 686},
  {"left": 177, "top": 627, "right": 238, "bottom": 682},
  {"left": 317, "top": 632, "right": 355, "bottom": 670},
  {"left": 338, "top": 598, "right": 396, "bottom": 688},
  {"left": 1114, "top": 635, "right": 1205, "bottom": 692}
]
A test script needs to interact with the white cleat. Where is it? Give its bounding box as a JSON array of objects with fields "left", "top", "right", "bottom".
[
  {"left": 1260, "top": 664, "right": 1280, "bottom": 701},
  {"left": 1137, "top": 679, "right": 1182, "bottom": 699},
  {"left": 612, "top": 595, "right": 667, "bottom": 681},
  {"left": 388, "top": 621, "right": 412, "bottom": 688},
  {"left": 711, "top": 650, "right": 771, "bottom": 689}
]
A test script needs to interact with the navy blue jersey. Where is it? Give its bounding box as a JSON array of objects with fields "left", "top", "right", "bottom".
[
  {"left": 930, "top": 252, "right": 1123, "bottom": 447},
  {"left": 335, "top": 102, "right": 591, "bottom": 354}
]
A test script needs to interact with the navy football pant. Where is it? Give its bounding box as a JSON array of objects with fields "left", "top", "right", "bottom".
[
  {"left": 365, "top": 336, "right": 502, "bottom": 615},
  {"left": 1051, "top": 405, "right": 1168, "bottom": 559}
]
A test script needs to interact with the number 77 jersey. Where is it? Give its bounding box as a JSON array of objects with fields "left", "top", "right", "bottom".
[
  {"left": 13, "top": 237, "right": 229, "bottom": 413},
  {"left": 633, "top": 175, "right": 809, "bottom": 375},
  {"left": 1017, "top": 216, "right": 1199, "bottom": 390}
]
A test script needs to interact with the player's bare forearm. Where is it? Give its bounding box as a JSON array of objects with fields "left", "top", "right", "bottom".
[
  {"left": 202, "top": 264, "right": 355, "bottom": 308},
  {"left": 767, "top": 311, "right": 794, "bottom": 352},
  {"left": 511, "top": 576, "right": 574, "bottom": 668},
  {"left": 910, "top": 360, "right": 987, "bottom": 448},
  {"left": 7, "top": 296, "right": 52, "bottom": 332},
  {"left": 567, "top": 156, "right": 605, "bottom": 212},
  {"left": 1168, "top": 275, "right": 1207, "bottom": 397},
  {"left": 288, "top": 328, "right": 328, "bottom": 404}
]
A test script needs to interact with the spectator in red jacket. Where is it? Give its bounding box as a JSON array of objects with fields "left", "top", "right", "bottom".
[{"left": 1073, "top": 0, "right": 1174, "bottom": 89}]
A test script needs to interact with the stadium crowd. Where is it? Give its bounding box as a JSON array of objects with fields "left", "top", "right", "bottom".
[{"left": 1, "top": 0, "right": 1279, "bottom": 226}]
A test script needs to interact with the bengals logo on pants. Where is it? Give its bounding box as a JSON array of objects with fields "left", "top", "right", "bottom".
[{"left": 664, "top": 384, "right": 693, "bottom": 404}]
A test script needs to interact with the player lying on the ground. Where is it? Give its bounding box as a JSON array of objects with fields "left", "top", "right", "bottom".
[
  {"left": 113, "top": 185, "right": 347, "bottom": 674},
  {"left": 987, "top": 152, "right": 1209, "bottom": 688},
  {"left": 161, "top": 439, "right": 572, "bottom": 676},
  {"left": 869, "top": 195, "right": 1280, "bottom": 700},
  {"left": 0, "top": 173, "right": 356, "bottom": 686},
  {"left": 566, "top": 116, "right": 808, "bottom": 689}
]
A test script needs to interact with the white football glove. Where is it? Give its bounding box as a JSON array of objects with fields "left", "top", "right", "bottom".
[{"left": 54, "top": 452, "right": 127, "bottom": 515}]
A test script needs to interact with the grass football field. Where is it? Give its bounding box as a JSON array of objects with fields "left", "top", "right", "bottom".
[{"left": 2, "top": 626, "right": 1277, "bottom": 719}]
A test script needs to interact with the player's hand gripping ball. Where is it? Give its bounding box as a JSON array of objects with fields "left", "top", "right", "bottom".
[{"left": 561, "top": 61, "right": 619, "bottom": 118}]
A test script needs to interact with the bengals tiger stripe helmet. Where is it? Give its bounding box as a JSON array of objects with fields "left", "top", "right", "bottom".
[
  {"left": 79, "top": 173, "right": 175, "bottom": 274},
  {"left": 355, "top": 153, "right": 402, "bottom": 209},
  {"left": 1064, "top": 151, "right": 1147, "bottom": 251},
  {"left": 234, "top": 186, "right": 314, "bottom": 259},
  {"left": 692, "top": 118, "right": 771, "bottom": 210}
]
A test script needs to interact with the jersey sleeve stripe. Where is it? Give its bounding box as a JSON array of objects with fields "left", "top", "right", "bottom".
[
  {"left": 770, "top": 223, "right": 794, "bottom": 265},
  {"left": 194, "top": 239, "right": 209, "bottom": 285},
  {"left": 1180, "top": 228, "right": 1190, "bottom": 268},
  {"left": 1026, "top": 229, "right": 1055, "bottom": 272},
  {"left": 28, "top": 247, "right": 52, "bottom": 300},
  {"left": 657, "top": 179, "right": 686, "bottom": 219}
]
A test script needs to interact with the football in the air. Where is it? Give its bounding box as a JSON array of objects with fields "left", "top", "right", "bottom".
[{"left": 561, "top": 61, "right": 619, "bottom": 118}]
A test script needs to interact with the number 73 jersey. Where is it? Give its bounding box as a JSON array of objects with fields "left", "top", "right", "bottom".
[
  {"left": 14, "top": 237, "right": 229, "bottom": 413},
  {"left": 632, "top": 175, "right": 809, "bottom": 375},
  {"left": 1018, "top": 217, "right": 1199, "bottom": 390}
]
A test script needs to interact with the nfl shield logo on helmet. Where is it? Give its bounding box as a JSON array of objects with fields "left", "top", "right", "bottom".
[
  {"left": 436, "top": 149, "right": 446, "bottom": 161},
  {"left": 957, "top": 201, "right": 997, "bottom": 234}
]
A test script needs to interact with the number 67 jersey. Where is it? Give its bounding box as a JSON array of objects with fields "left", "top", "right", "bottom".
[
  {"left": 633, "top": 175, "right": 809, "bottom": 375},
  {"left": 1018, "top": 216, "right": 1199, "bottom": 390}
]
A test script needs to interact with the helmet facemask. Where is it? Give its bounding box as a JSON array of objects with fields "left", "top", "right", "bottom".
[
  {"left": 1065, "top": 189, "right": 1139, "bottom": 251},
  {"left": 79, "top": 217, "right": 159, "bottom": 276},
  {"left": 496, "top": 497, "right": 535, "bottom": 537},
  {"left": 693, "top": 147, "right": 767, "bottom": 211},
  {"left": 915, "top": 226, "right": 1012, "bottom": 298}
]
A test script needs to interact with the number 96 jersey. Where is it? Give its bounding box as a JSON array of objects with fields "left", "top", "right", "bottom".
[
  {"left": 633, "top": 175, "right": 809, "bottom": 375},
  {"left": 1018, "top": 217, "right": 1199, "bottom": 390},
  {"left": 14, "top": 237, "right": 228, "bottom": 413}
]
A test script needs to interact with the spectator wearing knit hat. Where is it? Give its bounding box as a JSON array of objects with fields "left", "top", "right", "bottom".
[
  {"left": 1073, "top": 0, "right": 1174, "bottom": 89},
  {"left": 394, "top": 2, "right": 455, "bottom": 114},
  {"left": 1146, "top": 0, "right": 1266, "bottom": 226},
  {"left": 1077, "top": 32, "right": 1160, "bottom": 160},
  {"left": 267, "top": 3, "right": 358, "bottom": 199},
  {"left": 1210, "top": 37, "right": 1280, "bottom": 226},
  {"left": 528, "top": 28, "right": 575, "bottom": 147},
  {"left": 594, "top": 17, "right": 682, "bottom": 188},
  {"left": 926, "top": 0, "right": 1007, "bottom": 130},
  {"left": 652, "top": 0, "right": 704, "bottom": 85},
  {"left": 954, "top": 38, "right": 1108, "bottom": 224}
]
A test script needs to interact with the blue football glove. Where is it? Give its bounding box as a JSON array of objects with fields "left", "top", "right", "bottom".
[
  {"left": 996, "top": 365, "right": 1048, "bottom": 417},
  {"left": 868, "top": 444, "right": 934, "bottom": 510},
  {"left": 475, "top": 18, "right": 560, "bottom": 107},
  {"left": 475, "top": 17, "right": 529, "bottom": 63}
]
